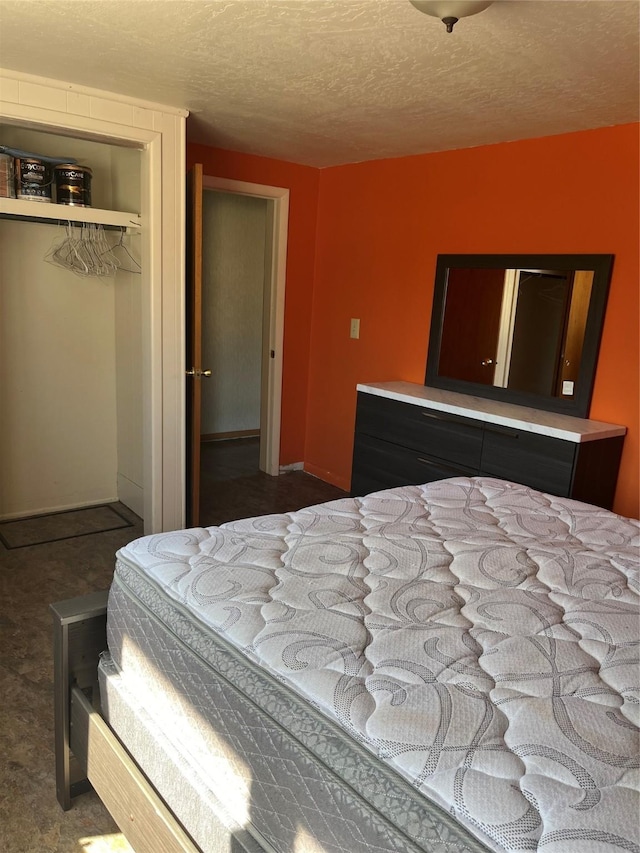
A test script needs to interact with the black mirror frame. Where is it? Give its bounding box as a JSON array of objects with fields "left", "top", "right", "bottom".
[{"left": 425, "top": 253, "right": 614, "bottom": 419}]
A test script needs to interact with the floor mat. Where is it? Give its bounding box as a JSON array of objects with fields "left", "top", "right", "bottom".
[{"left": 0, "top": 504, "right": 134, "bottom": 549}]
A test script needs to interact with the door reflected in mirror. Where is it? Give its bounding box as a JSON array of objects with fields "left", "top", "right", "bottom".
[
  {"left": 439, "top": 267, "right": 594, "bottom": 399},
  {"left": 425, "top": 254, "right": 613, "bottom": 418}
]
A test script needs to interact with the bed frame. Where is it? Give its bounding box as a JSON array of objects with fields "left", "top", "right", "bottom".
[{"left": 51, "top": 591, "right": 264, "bottom": 853}]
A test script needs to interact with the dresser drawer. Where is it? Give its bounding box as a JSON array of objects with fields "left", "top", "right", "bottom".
[
  {"left": 481, "top": 427, "right": 576, "bottom": 496},
  {"left": 351, "top": 386, "right": 624, "bottom": 508},
  {"left": 355, "top": 393, "right": 482, "bottom": 469},
  {"left": 351, "top": 433, "right": 477, "bottom": 496}
]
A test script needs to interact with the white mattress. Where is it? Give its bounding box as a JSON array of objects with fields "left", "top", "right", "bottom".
[{"left": 107, "top": 477, "right": 640, "bottom": 853}]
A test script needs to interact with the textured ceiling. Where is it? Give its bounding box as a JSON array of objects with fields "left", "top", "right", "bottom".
[{"left": 0, "top": 0, "right": 638, "bottom": 167}]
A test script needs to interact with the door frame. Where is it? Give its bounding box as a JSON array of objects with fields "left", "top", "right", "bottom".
[
  {"left": 201, "top": 176, "right": 289, "bottom": 477},
  {"left": 0, "top": 69, "right": 187, "bottom": 535}
]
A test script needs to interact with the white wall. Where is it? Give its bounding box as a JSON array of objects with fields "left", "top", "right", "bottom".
[
  {"left": 114, "top": 259, "right": 143, "bottom": 515},
  {"left": 201, "top": 191, "right": 267, "bottom": 436},
  {"left": 112, "top": 146, "right": 143, "bottom": 516},
  {"left": 0, "top": 219, "right": 119, "bottom": 517}
]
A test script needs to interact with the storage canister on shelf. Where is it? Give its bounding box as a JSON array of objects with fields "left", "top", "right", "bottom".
[
  {"left": 15, "top": 157, "right": 52, "bottom": 202},
  {"left": 54, "top": 164, "right": 92, "bottom": 207},
  {"left": 0, "top": 153, "right": 16, "bottom": 198}
]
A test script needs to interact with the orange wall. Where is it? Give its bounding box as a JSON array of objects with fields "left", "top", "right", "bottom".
[
  {"left": 188, "top": 125, "right": 639, "bottom": 519},
  {"left": 187, "top": 144, "right": 320, "bottom": 465},
  {"left": 306, "top": 124, "right": 639, "bottom": 518}
]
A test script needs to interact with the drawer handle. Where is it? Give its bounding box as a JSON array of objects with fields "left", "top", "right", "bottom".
[
  {"left": 416, "top": 456, "right": 471, "bottom": 476},
  {"left": 422, "top": 410, "right": 518, "bottom": 438},
  {"left": 421, "top": 410, "right": 453, "bottom": 423},
  {"left": 483, "top": 425, "right": 520, "bottom": 438}
]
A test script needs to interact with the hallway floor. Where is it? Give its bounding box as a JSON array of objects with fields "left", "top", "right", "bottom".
[{"left": 199, "top": 437, "right": 346, "bottom": 527}]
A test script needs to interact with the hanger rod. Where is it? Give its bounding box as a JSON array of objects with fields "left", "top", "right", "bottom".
[{"left": 0, "top": 212, "right": 138, "bottom": 233}]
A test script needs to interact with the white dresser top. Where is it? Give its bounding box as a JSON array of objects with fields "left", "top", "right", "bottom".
[{"left": 356, "top": 381, "right": 626, "bottom": 443}]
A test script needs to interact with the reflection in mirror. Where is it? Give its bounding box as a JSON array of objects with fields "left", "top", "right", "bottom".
[
  {"left": 426, "top": 255, "right": 613, "bottom": 419},
  {"left": 439, "top": 267, "right": 594, "bottom": 399}
]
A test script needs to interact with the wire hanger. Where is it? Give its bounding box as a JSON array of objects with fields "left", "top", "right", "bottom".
[
  {"left": 44, "top": 222, "right": 141, "bottom": 277},
  {"left": 109, "top": 228, "right": 142, "bottom": 274}
]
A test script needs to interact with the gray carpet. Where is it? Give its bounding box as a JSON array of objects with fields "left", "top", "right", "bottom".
[
  {"left": 0, "top": 501, "right": 142, "bottom": 853},
  {"left": 0, "top": 466, "right": 346, "bottom": 852},
  {"left": 0, "top": 505, "right": 133, "bottom": 550}
]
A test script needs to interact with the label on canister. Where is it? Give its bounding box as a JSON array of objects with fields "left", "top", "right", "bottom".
[
  {"left": 16, "top": 157, "right": 52, "bottom": 202},
  {"left": 0, "top": 153, "right": 15, "bottom": 198},
  {"left": 54, "top": 164, "right": 92, "bottom": 207}
]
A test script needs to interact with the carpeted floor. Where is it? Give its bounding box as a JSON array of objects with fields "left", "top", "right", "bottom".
[
  {"left": 0, "top": 505, "right": 134, "bottom": 550},
  {"left": 0, "top": 502, "right": 143, "bottom": 853},
  {"left": 199, "top": 438, "right": 346, "bottom": 527},
  {"left": 0, "top": 443, "right": 345, "bottom": 852}
]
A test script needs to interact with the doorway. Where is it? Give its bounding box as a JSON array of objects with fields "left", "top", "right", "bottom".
[
  {"left": 201, "top": 189, "right": 267, "bottom": 444},
  {"left": 193, "top": 176, "right": 289, "bottom": 524}
]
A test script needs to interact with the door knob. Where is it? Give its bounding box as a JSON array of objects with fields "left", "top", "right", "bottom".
[
  {"left": 186, "top": 368, "right": 212, "bottom": 377},
  {"left": 481, "top": 359, "right": 495, "bottom": 366}
]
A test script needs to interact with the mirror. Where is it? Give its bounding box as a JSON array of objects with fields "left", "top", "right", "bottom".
[{"left": 425, "top": 254, "right": 614, "bottom": 418}]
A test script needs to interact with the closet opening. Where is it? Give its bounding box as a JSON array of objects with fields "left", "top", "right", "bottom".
[{"left": 0, "top": 123, "right": 145, "bottom": 531}]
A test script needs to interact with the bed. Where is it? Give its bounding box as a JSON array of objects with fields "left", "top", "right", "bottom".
[{"left": 52, "top": 476, "right": 640, "bottom": 853}]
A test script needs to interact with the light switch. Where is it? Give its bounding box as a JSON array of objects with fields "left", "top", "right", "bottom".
[{"left": 350, "top": 318, "right": 360, "bottom": 339}]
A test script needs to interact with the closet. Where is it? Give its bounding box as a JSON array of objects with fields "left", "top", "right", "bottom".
[
  {"left": 0, "top": 126, "right": 143, "bottom": 521},
  {"left": 0, "top": 70, "right": 187, "bottom": 533}
]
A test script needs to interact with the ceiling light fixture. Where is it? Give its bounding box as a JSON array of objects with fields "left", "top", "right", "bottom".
[{"left": 409, "top": 1, "right": 493, "bottom": 33}]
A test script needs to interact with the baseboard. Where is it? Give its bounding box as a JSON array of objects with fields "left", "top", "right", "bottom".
[
  {"left": 0, "top": 496, "right": 119, "bottom": 522},
  {"left": 279, "top": 461, "right": 303, "bottom": 473},
  {"left": 302, "top": 462, "right": 350, "bottom": 492},
  {"left": 117, "top": 474, "right": 144, "bottom": 518},
  {"left": 201, "top": 430, "right": 260, "bottom": 442}
]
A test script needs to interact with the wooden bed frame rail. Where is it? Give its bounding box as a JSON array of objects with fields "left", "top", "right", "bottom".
[{"left": 51, "top": 592, "right": 202, "bottom": 853}]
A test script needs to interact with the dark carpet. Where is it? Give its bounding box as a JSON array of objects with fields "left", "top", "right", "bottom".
[
  {"left": 199, "top": 438, "right": 345, "bottom": 527},
  {"left": 0, "top": 441, "right": 346, "bottom": 852},
  {"left": 0, "top": 505, "right": 133, "bottom": 550}
]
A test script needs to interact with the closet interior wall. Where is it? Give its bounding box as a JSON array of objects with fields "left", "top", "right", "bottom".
[{"left": 0, "top": 125, "right": 143, "bottom": 521}]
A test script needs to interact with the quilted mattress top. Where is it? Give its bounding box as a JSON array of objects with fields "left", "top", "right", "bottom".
[{"left": 115, "top": 477, "right": 640, "bottom": 853}]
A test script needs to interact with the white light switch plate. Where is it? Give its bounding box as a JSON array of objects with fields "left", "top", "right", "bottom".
[{"left": 350, "top": 318, "right": 360, "bottom": 339}]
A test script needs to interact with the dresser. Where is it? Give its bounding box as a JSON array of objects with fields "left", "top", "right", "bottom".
[{"left": 351, "top": 382, "right": 626, "bottom": 509}]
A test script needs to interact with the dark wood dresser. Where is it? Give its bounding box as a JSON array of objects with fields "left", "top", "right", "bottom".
[{"left": 351, "top": 382, "right": 625, "bottom": 509}]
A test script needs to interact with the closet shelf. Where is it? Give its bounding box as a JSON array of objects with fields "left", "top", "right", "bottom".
[{"left": 0, "top": 197, "right": 141, "bottom": 230}]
